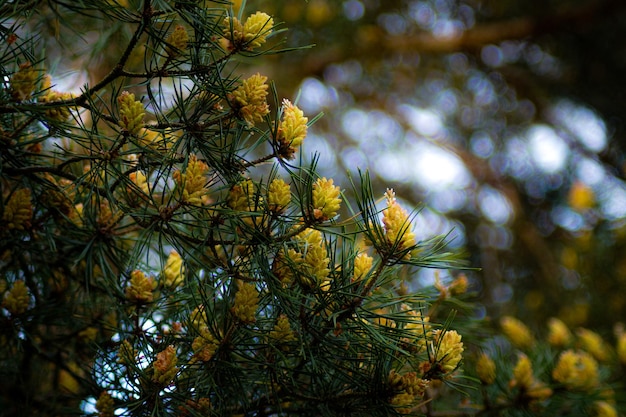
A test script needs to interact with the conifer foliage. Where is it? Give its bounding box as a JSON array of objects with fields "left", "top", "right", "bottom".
[
  {"left": 0, "top": 2, "right": 624, "bottom": 417},
  {"left": 0, "top": 1, "right": 463, "bottom": 415}
]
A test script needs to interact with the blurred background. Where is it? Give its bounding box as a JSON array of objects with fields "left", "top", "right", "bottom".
[
  {"left": 38, "top": 0, "right": 626, "bottom": 335},
  {"left": 256, "top": 0, "right": 626, "bottom": 335}
]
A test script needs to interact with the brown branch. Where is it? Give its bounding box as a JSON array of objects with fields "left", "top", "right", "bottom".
[
  {"left": 393, "top": 0, "right": 626, "bottom": 53},
  {"left": 291, "top": 0, "right": 626, "bottom": 82},
  {"left": 243, "top": 152, "right": 277, "bottom": 168}
]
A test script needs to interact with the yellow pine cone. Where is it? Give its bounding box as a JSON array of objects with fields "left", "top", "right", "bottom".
[
  {"left": 295, "top": 227, "right": 324, "bottom": 246},
  {"left": 231, "top": 73, "right": 269, "bottom": 125},
  {"left": 273, "top": 248, "right": 304, "bottom": 286},
  {"left": 223, "top": 16, "right": 244, "bottom": 49},
  {"left": 173, "top": 155, "right": 210, "bottom": 205},
  {"left": 128, "top": 170, "right": 150, "bottom": 199},
  {"left": 118, "top": 91, "right": 145, "bottom": 135},
  {"left": 400, "top": 304, "right": 431, "bottom": 348},
  {"left": 96, "top": 199, "right": 124, "bottom": 231},
  {"left": 312, "top": 177, "right": 341, "bottom": 221},
  {"left": 165, "top": 25, "right": 188, "bottom": 57},
  {"left": 40, "top": 174, "right": 74, "bottom": 216},
  {"left": 187, "top": 305, "right": 210, "bottom": 333},
  {"left": 162, "top": 250, "right": 185, "bottom": 288},
  {"left": 152, "top": 345, "right": 178, "bottom": 385},
  {"left": 401, "top": 372, "right": 428, "bottom": 397},
  {"left": 500, "top": 316, "right": 534, "bottom": 350},
  {"left": 243, "top": 12, "right": 274, "bottom": 49},
  {"left": 117, "top": 340, "right": 137, "bottom": 366},
  {"left": 435, "top": 274, "right": 469, "bottom": 298},
  {"left": 388, "top": 370, "right": 429, "bottom": 414},
  {"left": 2, "top": 280, "right": 29, "bottom": 314},
  {"left": 433, "top": 329, "right": 464, "bottom": 374},
  {"left": 552, "top": 349, "right": 599, "bottom": 391},
  {"left": 125, "top": 270, "right": 155, "bottom": 304},
  {"left": 449, "top": 274, "right": 468, "bottom": 295},
  {"left": 547, "top": 317, "right": 573, "bottom": 347},
  {"left": 232, "top": 281, "right": 259, "bottom": 324},
  {"left": 510, "top": 354, "right": 552, "bottom": 400},
  {"left": 267, "top": 178, "right": 291, "bottom": 212},
  {"left": 528, "top": 385, "right": 553, "bottom": 401},
  {"left": 303, "top": 244, "right": 331, "bottom": 287},
  {"left": 352, "top": 251, "right": 373, "bottom": 282},
  {"left": 381, "top": 189, "right": 416, "bottom": 258},
  {"left": 390, "top": 391, "right": 415, "bottom": 415},
  {"left": 96, "top": 391, "right": 115, "bottom": 417},
  {"left": 371, "top": 307, "right": 396, "bottom": 329},
  {"left": 192, "top": 327, "right": 219, "bottom": 362},
  {"left": 476, "top": 352, "right": 496, "bottom": 385},
  {"left": 39, "top": 76, "right": 74, "bottom": 121},
  {"left": 2, "top": 188, "right": 33, "bottom": 231},
  {"left": 269, "top": 315, "right": 297, "bottom": 344},
  {"left": 228, "top": 179, "right": 256, "bottom": 211},
  {"left": 290, "top": 228, "right": 330, "bottom": 288},
  {"left": 277, "top": 99, "right": 308, "bottom": 159},
  {"left": 388, "top": 369, "right": 404, "bottom": 390},
  {"left": 139, "top": 127, "right": 177, "bottom": 151},
  {"left": 511, "top": 353, "right": 534, "bottom": 390},
  {"left": 577, "top": 327, "right": 609, "bottom": 362},
  {"left": 10, "top": 62, "right": 38, "bottom": 101},
  {"left": 595, "top": 401, "right": 618, "bottom": 417},
  {"left": 223, "top": 12, "right": 273, "bottom": 51}
]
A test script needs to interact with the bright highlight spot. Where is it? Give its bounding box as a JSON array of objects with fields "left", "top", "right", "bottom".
[
  {"left": 478, "top": 186, "right": 513, "bottom": 225},
  {"left": 550, "top": 100, "right": 607, "bottom": 152},
  {"left": 374, "top": 137, "right": 470, "bottom": 191},
  {"left": 298, "top": 77, "right": 339, "bottom": 114},
  {"left": 410, "top": 138, "right": 470, "bottom": 189},
  {"left": 399, "top": 104, "right": 444, "bottom": 137},
  {"left": 527, "top": 124, "right": 568, "bottom": 173}
]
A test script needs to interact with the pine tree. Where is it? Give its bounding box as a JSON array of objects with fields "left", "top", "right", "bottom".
[{"left": 0, "top": 2, "right": 624, "bottom": 417}]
